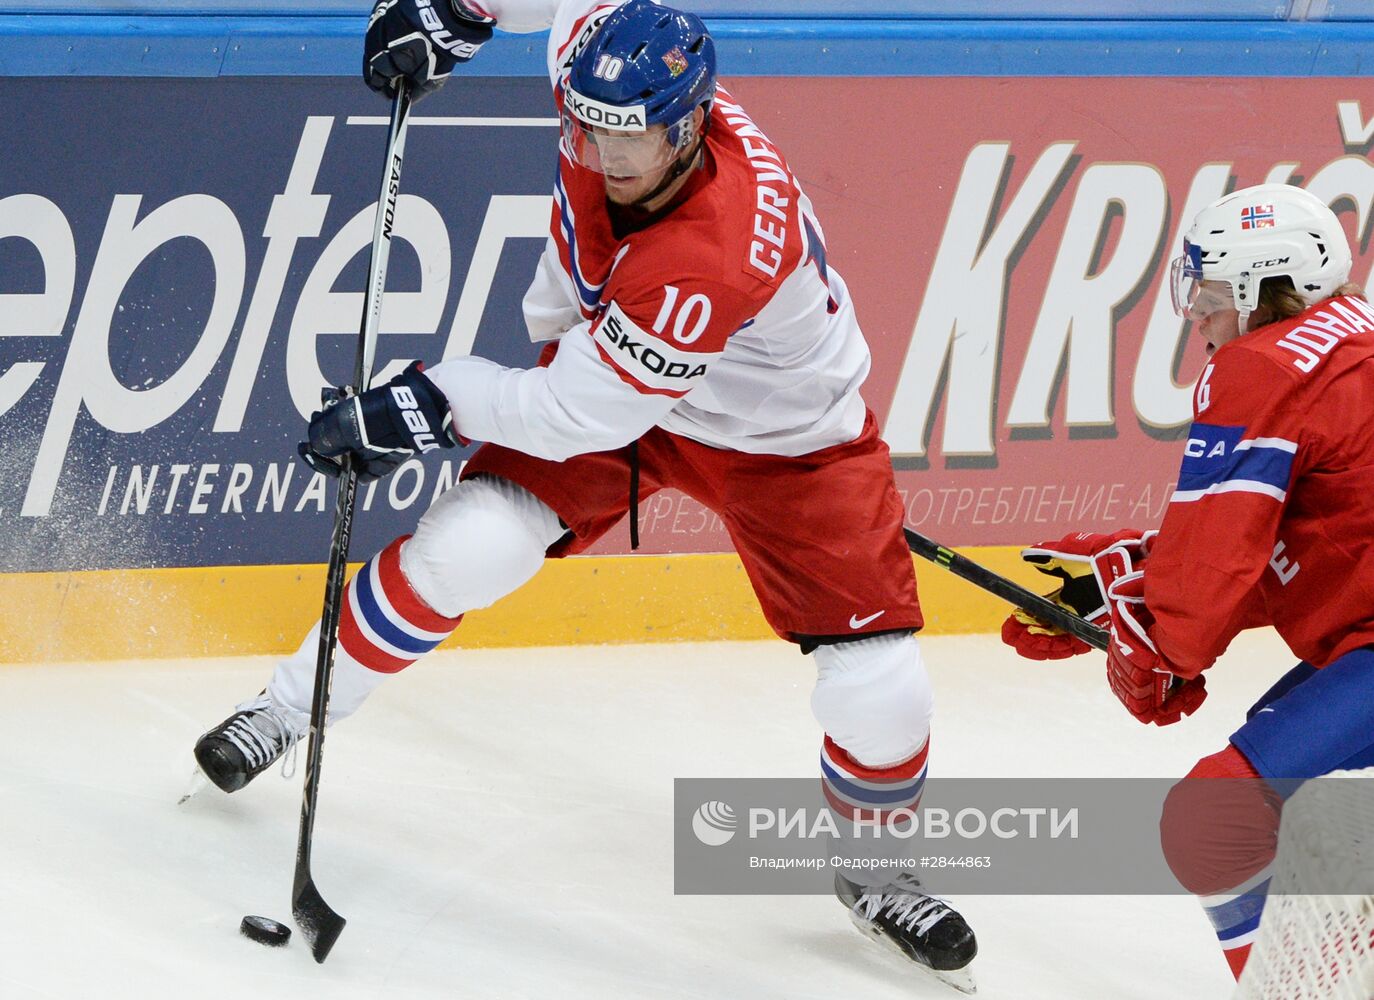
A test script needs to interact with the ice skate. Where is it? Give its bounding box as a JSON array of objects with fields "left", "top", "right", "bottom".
[
  {"left": 193, "top": 691, "right": 309, "bottom": 793},
  {"left": 836, "top": 871, "right": 978, "bottom": 993}
]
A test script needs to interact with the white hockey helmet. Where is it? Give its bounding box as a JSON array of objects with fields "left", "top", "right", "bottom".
[{"left": 1169, "top": 183, "right": 1352, "bottom": 334}]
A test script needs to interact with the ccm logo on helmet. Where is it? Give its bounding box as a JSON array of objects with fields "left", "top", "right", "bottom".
[
  {"left": 566, "top": 88, "right": 647, "bottom": 132},
  {"left": 1250, "top": 256, "right": 1291, "bottom": 268}
]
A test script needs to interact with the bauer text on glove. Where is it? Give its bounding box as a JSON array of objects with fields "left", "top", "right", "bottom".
[{"left": 299, "top": 360, "right": 456, "bottom": 482}]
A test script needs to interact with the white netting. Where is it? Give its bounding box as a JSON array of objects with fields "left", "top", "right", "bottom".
[{"left": 1234, "top": 768, "right": 1374, "bottom": 1000}]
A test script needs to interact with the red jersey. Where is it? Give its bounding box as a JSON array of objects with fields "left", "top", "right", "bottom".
[
  {"left": 1146, "top": 294, "right": 1374, "bottom": 677},
  {"left": 430, "top": 0, "right": 870, "bottom": 462}
]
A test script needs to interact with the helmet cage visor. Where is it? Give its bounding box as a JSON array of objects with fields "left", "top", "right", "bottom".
[
  {"left": 560, "top": 112, "right": 679, "bottom": 177},
  {"left": 1169, "top": 240, "right": 1206, "bottom": 318},
  {"left": 560, "top": 84, "right": 700, "bottom": 178}
]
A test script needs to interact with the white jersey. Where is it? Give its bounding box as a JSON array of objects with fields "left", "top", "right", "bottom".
[{"left": 427, "top": 0, "right": 871, "bottom": 461}]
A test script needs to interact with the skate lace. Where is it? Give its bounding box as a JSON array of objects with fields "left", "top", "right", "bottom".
[
  {"left": 223, "top": 697, "right": 305, "bottom": 780},
  {"left": 859, "top": 880, "right": 953, "bottom": 937}
]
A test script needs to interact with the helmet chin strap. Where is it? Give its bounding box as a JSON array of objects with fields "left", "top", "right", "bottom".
[{"left": 1234, "top": 270, "right": 1253, "bottom": 337}]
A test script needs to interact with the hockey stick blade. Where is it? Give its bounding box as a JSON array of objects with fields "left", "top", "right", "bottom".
[
  {"left": 904, "top": 527, "right": 1109, "bottom": 651},
  {"left": 293, "top": 875, "right": 347, "bottom": 963}
]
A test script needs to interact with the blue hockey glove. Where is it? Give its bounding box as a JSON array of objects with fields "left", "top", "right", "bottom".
[
  {"left": 299, "top": 361, "right": 456, "bottom": 482},
  {"left": 364, "top": 0, "right": 494, "bottom": 101}
]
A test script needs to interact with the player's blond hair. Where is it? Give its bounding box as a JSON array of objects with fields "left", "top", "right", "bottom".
[{"left": 1251, "top": 277, "right": 1367, "bottom": 329}]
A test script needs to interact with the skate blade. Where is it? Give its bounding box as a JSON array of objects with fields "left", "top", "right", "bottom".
[
  {"left": 849, "top": 913, "right": 978, "bottom": 995},
  {"left": 178, "top": 767, "right": 211, "bottom": 805},
  {"left": 930, "top": 966, "right": 977, "bottom": 995}
]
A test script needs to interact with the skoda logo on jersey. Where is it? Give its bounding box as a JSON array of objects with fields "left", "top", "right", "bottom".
[
  {"left": 602, "top": 315, "right": 708, "bottom": 381},
  {"left": 692, "top": 801, "right": 738, "bottom": 846},
  {"left": 566, "top": 87, "right": 648, "bottom": 132}
]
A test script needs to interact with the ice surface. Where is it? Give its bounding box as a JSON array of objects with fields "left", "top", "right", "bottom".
[{"left": 0, "top": 629, "right": 1292, "bottom": 998}]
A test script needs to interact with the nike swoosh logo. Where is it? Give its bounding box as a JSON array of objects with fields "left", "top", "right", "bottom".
[
  {"left": 849, "top": 610, "right": 886, "bottom": 629},
  {"left": 1257, "top": 707, "right": 1275, "bottom": 715}
]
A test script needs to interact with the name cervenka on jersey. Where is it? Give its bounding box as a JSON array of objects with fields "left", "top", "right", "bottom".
[{"left": 714, "top": 94, "right": 793, "bottom": 281}]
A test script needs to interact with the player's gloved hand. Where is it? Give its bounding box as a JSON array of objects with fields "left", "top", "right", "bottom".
[
  {"left": 1001, "top": 529, "right": 1155, "bottom": 660},
  {"left": 364, "top": 0, "right": 495, "bottom": 101},
  {"left": 1092, "top": 543, "right": 1207, "bottom": 726},
  {"left": 299, "top": 361, "right": 456, "bottom": 482}
]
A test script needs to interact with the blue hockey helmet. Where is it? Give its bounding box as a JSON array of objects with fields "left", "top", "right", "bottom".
[{"left": 562, "top": 0, "right": 716, "bottom": 177}]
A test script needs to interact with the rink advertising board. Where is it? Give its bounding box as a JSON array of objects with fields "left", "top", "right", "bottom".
[{"left": 3, "top": 74, "right": 1374, "bottom": 654}]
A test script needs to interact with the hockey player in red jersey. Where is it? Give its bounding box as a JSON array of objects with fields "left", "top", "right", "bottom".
[
  {"left": 192, "top": 0, "right": 977, "bottom": 985},
  {"left": 1003, "top": 182, "right": 1374, "bottom": 979}
]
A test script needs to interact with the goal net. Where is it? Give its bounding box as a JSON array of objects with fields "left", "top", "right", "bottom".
[{"left": 1234, "top": 768, "right": 1374, "bottom": 1000}]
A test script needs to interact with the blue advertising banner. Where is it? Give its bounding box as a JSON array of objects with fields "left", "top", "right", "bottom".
[{"left": 3, "top": 77, "right": 558, "bottom": 571}]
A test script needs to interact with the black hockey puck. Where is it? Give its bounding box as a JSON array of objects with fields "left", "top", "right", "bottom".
[{"left": 240, "top": 915, "right": 291, "bottom": 947}]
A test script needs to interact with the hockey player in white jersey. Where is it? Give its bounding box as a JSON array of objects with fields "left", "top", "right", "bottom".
[{"left": 193, "top": 0, "right": 977, "bottom": 985}]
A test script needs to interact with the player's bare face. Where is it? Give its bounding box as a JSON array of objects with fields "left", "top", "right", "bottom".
[{"left": 1189, "top": 281, "right": 1243, "bottom": 355}]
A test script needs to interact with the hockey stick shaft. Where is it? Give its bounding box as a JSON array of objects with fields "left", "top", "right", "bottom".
[
  {"left": 903, "top": 527, "right": 1109, "bottom": 652},
  {"left": 292, "top": 82, "right": 413, "bottom": 964}
]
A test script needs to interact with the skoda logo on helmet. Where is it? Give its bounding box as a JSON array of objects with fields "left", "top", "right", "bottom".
[{"left": 566, "top": 87, "right": 648, "bottom": 133}]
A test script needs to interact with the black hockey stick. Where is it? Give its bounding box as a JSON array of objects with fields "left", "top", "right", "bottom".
[
  {"left": 292, "top": 81, "right": 413, "bottom": 964},
  {"left": 903, "top": 527, "right": 1109, "bottom": 651}
]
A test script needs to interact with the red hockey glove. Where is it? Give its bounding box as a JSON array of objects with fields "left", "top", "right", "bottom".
[
  {"left": 1091, "top": 544, "right": 1207, "bottom": 726},
  {"left": 1001, "top": 529, "right": 1155, "bottom": 660}
]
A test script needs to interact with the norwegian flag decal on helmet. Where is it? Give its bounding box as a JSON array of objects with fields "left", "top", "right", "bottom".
[{"left": 1240, "top": 204, "right": 1276, "bottom": 230}]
